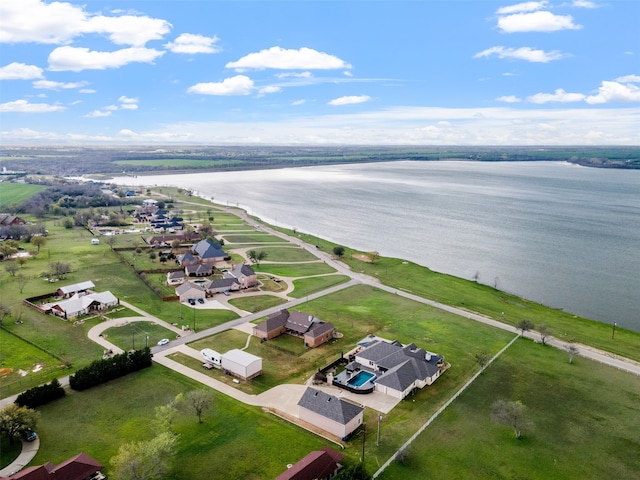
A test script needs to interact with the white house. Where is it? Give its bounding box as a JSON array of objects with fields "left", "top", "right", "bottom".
[
  {"left": 220, "top": 349, "right": 262, "bottom": 380},
  {"left": 297, "top": 387, "right": 364, "bottom": 440},
  {"left": 48, "top": 291, "right": 118, "bottom": 319}
]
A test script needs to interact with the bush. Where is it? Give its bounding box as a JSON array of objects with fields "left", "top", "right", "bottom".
[
  {"left": 15, "top": 378, "right": 65, "bottom": 408},
  {"left": 69, "top": 348, "right": 153, "bottom": 391}
]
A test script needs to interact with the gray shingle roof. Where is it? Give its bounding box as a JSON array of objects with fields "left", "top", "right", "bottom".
[{"left": 298, "top": 387, "right": 364, "bottom": 425}]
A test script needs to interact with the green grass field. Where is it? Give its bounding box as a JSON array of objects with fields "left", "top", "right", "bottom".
[
  {"left": 378, "top": 338, "right": 640, "bottom": 479},
  {"left": 0, "top": 183, "right": 47, "bottom": 211},
  {"left": 222, "top": 233, "right": 289, "bottom": 243},
  {"left": 248, "top": 246, "right": 320, "bottom": 262},
  {"left": 289, "top": 275, "right": 351, "bottom": 298},
  {"left": 255, "top": 262, "right": 337, "bottom": 277},
  {"left": 228, "top": 294, "right": 288, "bottom": 313},
  {"left": 101, "top": 322, "right": 179, "bottom": 351}
]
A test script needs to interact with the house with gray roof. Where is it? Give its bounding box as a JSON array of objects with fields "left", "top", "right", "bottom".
[
  {"left": 297, "top": 387, "right": 364, "bottom": 440},
  {"left": 192, "top": 238, "right": 227, "bottom": 264},
  {"left": 353, "top": 338, "right": 445, "bottom": 399},
  {"left": 252, "top": 309, "right": 336, "bottom": 348},
  {"left": 205, "top": 277, "right": 239, "bottom": 294},
  {"left": 227, "top": 263, "right": 258, "bottom": 288},
  {"left": 175, "top": 282, "right": 205, "bottom": 302}
]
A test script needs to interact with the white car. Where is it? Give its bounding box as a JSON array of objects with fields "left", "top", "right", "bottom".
[{"left": 157, "top": 338, "right": 170, "bottom": 346}]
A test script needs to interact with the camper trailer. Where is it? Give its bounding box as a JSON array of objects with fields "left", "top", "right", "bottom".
[{"left": 201, "top": 348, "right": 221, "bottom": 367}]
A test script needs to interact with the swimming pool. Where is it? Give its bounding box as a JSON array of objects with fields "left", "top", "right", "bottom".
[{"left": 347, "top": 371, "right": 375, "bottom": 387}]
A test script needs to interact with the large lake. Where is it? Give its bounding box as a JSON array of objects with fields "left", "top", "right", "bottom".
[{"left": 110, "top": 161, "right": 640, "bottom": 332}]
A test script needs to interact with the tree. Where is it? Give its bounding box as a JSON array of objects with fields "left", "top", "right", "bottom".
[
  {"left": 516, "top": 319, "right": 534, "bottom": 336},
  {"left": 110, "top": 431, "right": 178, "bottom": 480},
  {"left": 0, "top": 304, "right": 11, "bottom": 327},
  {"left": 247, "top": 250, "right": 267, "bottom": 266},
  {"left": 475, "top": 350, "right": 491, "bottom": 372},
  {"left": 334, "top": 463, "right": 371, "bottom": 480},
  {"left": 367, "top": 251, "right": 380, "bottom": 264},
  {"left": 198, "top": 222, "right": 214, "bottom": 238},
  {"left": 0, "top": 242, "right": 18, "bottom": 259},
  {"left": 16, "top": 274, "right": 28, "bottom": 294},
  {"left": 4, "top": 261, "right": 19, "bottom": 277},
  {"left": 181, "top": 389, "right": 213, "bottom": 424},
  {"left": 153, "top": 402, "right": 178, "bottom": 434},
  {"left": 566, "top": 342, "right": 579, "bottom": 364},
  {"left": 30, "top": 235, "right": 46, "bottom": 252},
  {"left": 333, "top": 246, "right": 345, "bottom": 258},
  {"left": 63, "top": 218, "right": 74, "bottom": 229},
  {"left": 50, "top": 261, "right": 72, "bottom": 280},
  {"left": 491, "top": 399, "right": 531, "bottom": 439},
  {"left": 0, "top": 404, "right": 39, "bottom": 444},
  {"left": 171, "top": 239, "right": 181, "bottom": 251},
  {"left": 15, "top": 256, "right": 27, "bottom": 268},
  {"left": 538, "top": 324, "right": 551, "bottom": 346}
]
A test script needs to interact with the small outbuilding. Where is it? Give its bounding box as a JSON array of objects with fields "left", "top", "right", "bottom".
[
  {"left": 297, "top": 387, "right": 364, "bottom": 440},
  {"left": 220, "top": 349, "right": 262, "bottom": 380}
]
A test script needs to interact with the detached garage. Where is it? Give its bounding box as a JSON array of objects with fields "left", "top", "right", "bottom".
[{"left": 221, "top": 349, "right": 262, "bottom": 380}]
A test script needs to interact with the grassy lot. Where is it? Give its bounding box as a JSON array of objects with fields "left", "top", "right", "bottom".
[
  {"left": 0, "top": 183, "right": 47, "bottom": 211},
  {"left": 0, "top": 436, "right": 22, "bottom": 469},
  {"left": 102, "top": 321, "right": 180, "bottom": 351},
  {"left": 222, "top": 233, "right": 288, "bottom": 243},
  {"left": 289, "top": 275, "right": 351, "bottom": 298},
  {"left": 248, "top": 246, "right": 320, "bottom": 262},
  {"left": 228, "top": 294, "right": 288, "bottom": 313},
  {"left": 33, "top": 365, "right": 334, "bottom": 480},
  {"left": 255, "top": 262, "right": 337, "bottom": 277},
  {"left": 378, "top": 338, "right": 640, "bottom": 479}
]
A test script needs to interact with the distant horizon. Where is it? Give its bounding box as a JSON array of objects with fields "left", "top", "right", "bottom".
[{"left": 1, "top": 1, "right": 638, "bottom": 145}]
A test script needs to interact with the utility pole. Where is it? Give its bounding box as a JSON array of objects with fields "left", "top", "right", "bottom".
[
  {"left": 377, "top": 415, "right": 382, "bottom": 446},
  {"left": 361, "top": 425, "right": 366, "bottom": 464},
  {"left": 612, "top": 321, "right": 617, "bottom": 339}
]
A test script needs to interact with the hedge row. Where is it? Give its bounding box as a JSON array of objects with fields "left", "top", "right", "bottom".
[
  {"left": 69, "top": 348, "right": 153, "bottom": 391},
  {"left": 15, "top": 378, "right": 65, "bottom": 408}
]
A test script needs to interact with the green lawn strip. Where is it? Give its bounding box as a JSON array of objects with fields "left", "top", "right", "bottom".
[
  {"left": 0, "top": 436, "right": 22, "bottom": 469},
  {"left": 33, "top": 365, "right": 333, "bottom": 480},
  {"left": 222, "top": 233, "right": 288, "bottom": 243},
  {"left": 101, "top": 322, "right": 180, "bottom": 350},
  {"left": 378, "top": 338, "right": 640, "bottom": 480},
  {"left": 289, "top": 275, "right": 351, "bottom": 298},
  {"left": 214, "top": 224, "right": 253, "bottom": 231},
  {"left": 228, "top": 294, "right": 288, "bottom": 313},
  {"left": 256, "top": 274, "right": 288, "bottom": 293},
  {"left": 254, "top": 262, "right": 336, "bottom": 277},
  {"left": 248, "top": 246, "right": 320, "bottom": 262},
  {"left": 0, "top": 183, "right": 47, "bottom": 211}
]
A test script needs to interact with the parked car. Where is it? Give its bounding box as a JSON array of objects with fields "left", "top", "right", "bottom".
[
  {"left": 223, "top": 291, "right": 230, "bottom": 296},
  {"left": 157, "top": 338, "right": 170, "bottom": 346},
  {"left": 188, "top": 298, "right": 196, "bottom": 306},
  {"left": 22, "top": 429, "right": 37, "bottom": 442},
  {"left": 197, "top": 298, "right": 205, "bottom": 304}
]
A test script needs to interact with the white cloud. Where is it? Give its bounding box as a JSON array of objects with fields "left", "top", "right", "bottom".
[
  {"left": 118, "top": 96, "right": 138, "bottom": 104},
  {"left": 292, "top": 99, "right": 306, "bottom": 106},
  {"left": 527, "top": 88, "right": 586, "bottom": 103},
  {"left": 496, "top": 1, "right": 548, "bottom": 15},
  {"left": 48, "top": 46, "right": 165, "bottom": 72},
  {"left": 187, "top": 75, "right": 254, "bottom": 95},
  {"left": 497, "top": 11, "right": 582, "bottom": 32},
  {"left": 328, "top": 95, "right": 371, "bottom": 106},
  {"left": 572, "top": 1, "right": 597, "bottom": 8},
  {"left": 33, "top": 80, "right": 88, "bottom": 90},
  {"left": 585, "top": 81, "right": 640, "bottom": 104},
  {"left": 0, "top": 99, "right": 65, "bottom": 113},
  {"left": 474, "top": 46, "right": 564, "bottom": 62},
  {"left": 497, "top": 95, "right": 522, "bottom": 103},
  {"left": 275, "top": 71, "right": 313, "bottom": 79},
  {"left": 165, "top": 33, "right": 221, "bottom": 54},
  {"left": 120, "top": 104, "right": 138, "bottom": 110},
  {"left": 226, "top": 47, "right": 352, "bottom": 72},
  {"left": 0, "top": 62, "right": 44, "bottom": 80},
  {"left": 615, "top": 75, "right": 640, "bottom": 83},
  {"left": 257, "top": 86, "right": 281, "bottom": 95},
  {"left": 104, "top": 105, "right": 119, "bottom": 111},
  {"left": 79, "top": 89, "right": 95, "bottom": 94},
  {"left": 0, "top": 0, "right": 171, "bottom": 46},
  {"left": 84, "top": 109, "right": 112, "bottom": 118}
]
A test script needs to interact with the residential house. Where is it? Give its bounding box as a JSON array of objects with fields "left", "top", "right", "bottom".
[
  {"left": 252, "top": 309, "right": 336, "bottom": 348},
  {"left": 205, "top": 277, "right": 239, "bottom": 294},
  {"left": 220, "top": 349, "right": 262, "bottom": 380},
  {"left": 46, "top": 291, "right": 118, "bottom": 319},
  {"left": 56, "top": 281, "right": 95, "bottom": 298},
  {"left": 353, "top": 338, "right": 445, "bottom": 399},
  {"left": 192, "top": 238, "right": 227, "bottom": 264},
  {"left": 175, "top": 282, "right": 205, "bottom": 302},
  {"left": 0, "top": 214, "right": 25, "bottom": 227},
  {"left": 166, "top": 270, "right": 185, "bottom": 286},
  {"left": 274, "top": 446, "right": 344, "bottom": 480},
  {"left": 185, "top": 263, "right": 213, "bottom": 277},
  {"left": 1, "top": 452, "right": 105, "bottom": 480},
  {"left": 176, "top": 251, "right": 199, "bottom": 266},
  {"left": 297, "top": 388, "right": 364, "bottom": 440},
  {"left": 227, "top": 263, "right": 258, "bottom": 289}
]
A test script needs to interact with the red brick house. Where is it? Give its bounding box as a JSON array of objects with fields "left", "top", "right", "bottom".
[
  {"left": 275, "top": 446, "right": 344, "bottom": 480},
  {"left": 1, "top": 452, "right": 105, "bottom": 480}
]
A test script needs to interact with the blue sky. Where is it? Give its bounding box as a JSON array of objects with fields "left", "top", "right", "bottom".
[{"left": 1, "top": 0, "right": 638, "bottom": 145}]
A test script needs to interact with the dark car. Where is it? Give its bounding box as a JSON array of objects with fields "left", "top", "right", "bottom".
[
  {"left": 197, "top": 298, "right": 205, "bottom": 304},
  {"left": 22, "top": 429, "right": 37, "bottom": 442},
  {"left": 188, "top": 298, "right": 196, "bottom": 306}
]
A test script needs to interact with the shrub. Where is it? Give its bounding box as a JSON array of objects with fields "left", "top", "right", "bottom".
[
  {"left": 15, "top": 378, "right": 65, "bottom": 408},
  {"left": 69, "top": 348, "right": 153, "bottom": 391}
]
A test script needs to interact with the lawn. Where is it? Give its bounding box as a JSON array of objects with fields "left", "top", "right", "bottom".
[
  {"left": 101, "top": 321, "right": 180, "bottom": 351},
  {"left": 33, "top": 365, "right": 334, "bottom": 480},
  {"left": 249, "top": 246, "right": 320, "bottom": 262},
  {"left": 289, "top": 275, "right": 351, "bottom": 298},
  {"left": 228, "top": 294, "right": 288, "bottom": 313},
  {"left": 377, "top": 338, "right": 640, "bottom": 480},
  {"left": 0, "top": 436, "right": 22, "bottom": 469},
  {"left": 222, "top": 233, "right": 288, "bottom": 243},
  {"left": 254, "top": 262, "right": 336, "bottom": 277}
]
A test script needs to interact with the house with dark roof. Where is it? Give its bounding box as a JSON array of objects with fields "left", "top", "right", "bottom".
[
  {"left": 166, "top": 270, "right": 185, "bottom": 285},
  {"left": 351, "top": 338, "right": 446, "bottom": 399},
  {"left": 1, "top": 452, "right": 105, "bottom": 480},
  {"left": 185, "top": 263, "right": 213, "bottom": 277},
  {"left": 205, "top": 277, "right": 239, "bottom": 294},
  {"left": 175, "top": 282, "right": 205, "bottom": 302},
  {"left": 192, "top": 238, "right": 227, "bottom": 264},
  {"left": 228, "top": 263, "right": 258, "bottom": 288},
  {"left": 0, "top": 214, "right": 25, "bottom": 227},
  {"left": 298, "top": 387, "right": 364, "bottom": 440},
  {"left": 274, "top": 446, "right": 344, "bottom": 480},
  {"left": 252, "top": 309, "right": 336, "bottom": 348}
]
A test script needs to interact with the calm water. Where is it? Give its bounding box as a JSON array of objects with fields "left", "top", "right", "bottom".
[{"left": 110, "top": 161, "right": 640, "bottom": 332}]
